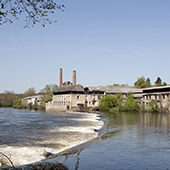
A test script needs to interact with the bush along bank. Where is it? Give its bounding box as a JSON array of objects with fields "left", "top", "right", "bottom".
[
  {"left": 13, "top": 98, "right": 46, "bottom": 111},
  {"left": 98, "top": 93, "right": 169, "bottom": 113}
]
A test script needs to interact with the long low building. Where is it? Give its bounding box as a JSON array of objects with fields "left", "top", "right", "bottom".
[
  {"left": 142, "top": 86, "right": 170, "bottom": 110},
  {"left": 46, "top": 84, "right": 142, "bottom": 112}
]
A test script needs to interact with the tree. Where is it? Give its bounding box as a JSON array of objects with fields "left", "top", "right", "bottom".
[
  {"left": 149, "top": 99, "right": 159, "bottom": 113},
  {"left": 0, "top": 0, "right": 65, "bottom": 27},
  {"left": 0, "top": 90, "right": 16, "bottom": 107},
  {"left": 146, "top": 77, "right": 152, "bottom": 88},
  {"left": 113, "top": 84, "right": 119, "bottom": 86},
  {"left": 123, "top": 92, "right": 139, "bottom": 112},
  {"left": 40, "top": 84, "right": 58, "bottom": 102},
  {"left": 98, "top": 94, "right": 124, "bottom": 111},
  {"left": 13, "top": 98, "right": 22, "bottom": 109},
  {"left": 163, "top": 82, "right": 167, "bottom": 86},
  {"left": 155, "top": 77, "right": 162, "bottom": 86},
  {"left": 134, "top": 76, "right": 152, "bottom": 88},
  {"left": 24, "top": 87, "right": 36, "bottom": 97},
  {"left": 134, "top": 76, "right": 147, "bottom": 88},
  {"left": 40, "top": 84, "right": 58, "bottom": 94}
]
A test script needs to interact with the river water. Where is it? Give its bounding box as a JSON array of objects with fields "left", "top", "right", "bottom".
[
  {"left": 0, "top": 108, "right": 103, "bottom": 166},
  {"left": 63, "top": 112, "right": 170, "bottom": 170},
  {"left": 1, "top": 108, "right": 170, "bottom": 170}
]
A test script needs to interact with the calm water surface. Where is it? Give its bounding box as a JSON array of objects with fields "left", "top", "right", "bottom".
[{"left": 64, "top": 112, "right": 170, "bottom": 170}]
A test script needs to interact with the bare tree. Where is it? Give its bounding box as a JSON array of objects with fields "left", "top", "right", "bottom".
[{"left": 0, "top": 0, "right": 65, "bottom": 27}]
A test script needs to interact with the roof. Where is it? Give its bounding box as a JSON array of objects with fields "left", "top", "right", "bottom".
[
  {"left": 24, "top": 95, "right": 43, "bottom": 100},
  {"left": 54, "top": 84, "right": 85, "bottom": 94},
  {"left": 143, "top": 85, "right": 170, "bottom": 91},
  {"left": 143, "top": 85, "right": 170, "bottom": 93},
  {"left": 89, "top": 85, "right": 142, "bottom": 94}
]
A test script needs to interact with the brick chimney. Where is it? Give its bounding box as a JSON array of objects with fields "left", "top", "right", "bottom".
[
  {"left": 59, "top": 68, "right": 62, "bottom": 87},
  {"left": 73, "top": 70, "right": 76, "bottom": 85}
]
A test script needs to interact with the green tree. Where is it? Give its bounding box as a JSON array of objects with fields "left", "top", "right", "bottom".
[
  {"left": 0, "top": 90, "right": 16, "bottom": 107},
  {"left": 155, "top": 77, "right": 162, "bottom": 86},
  {"left": 163, "top": 82, "right": 167, "bottom": 86},
  {"left": 113, "top": 84, "right": 119, "bottom": 86},
  {"left": 123, "top": 92, "right": 139, "bottom": 112},
  {"left": 134, "top": 76, "right": 152, "bottom": 88},
  {"left": 134, "top": 76, "right": 147, "bottom": 88},
  {"left": 40, "top": 84, "right": 58, "bottom": 102},
  {"left": 98, "top": 94, "right": 124, "bottom": 111},
  {"left": 24, "top": 87, "right": 36, "bottom": 97},
  {"left": 0, "top": 0, "right": 65, "bottom": 27},
  {"left": 13, "top": 98, "right": 22, "bottom": 109},
  {"left": 146, "top": 77, "right": 152, "bottom": 88},
  {"left": 149, "top": 99, "right": 159, "bottom": 112}
]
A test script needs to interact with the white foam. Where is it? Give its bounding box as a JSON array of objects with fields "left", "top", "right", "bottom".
[{"left": 0, "top": 112, "right": 104, "bottom": 166}]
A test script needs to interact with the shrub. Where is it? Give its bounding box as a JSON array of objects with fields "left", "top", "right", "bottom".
[
  {"left": 123, "top": 92, "right": 139, "bottom": 112},
  {"left": 99, "top": 94, "right": 124, "bottom": 111},
  {"left": 149, "top": 99, "right": 159, "bottom": 113},
  {"left": 27, "top": 102, "right": 33, "bottom": 110},
  {"left": 13, "top": 98, "right": 22, "bottom": 109}
]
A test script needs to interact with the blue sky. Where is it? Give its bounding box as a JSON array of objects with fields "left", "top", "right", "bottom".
[{"left": 0, "top": 0, "right": 170, "bottom": 93}]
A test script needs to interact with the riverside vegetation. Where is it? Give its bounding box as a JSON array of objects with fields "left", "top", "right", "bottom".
[
  {"left": 98, "top": 92, "right": 165, "bottom": 113},
  {"left": 0, "top": 84, "right": 58, "bottom": 111}
]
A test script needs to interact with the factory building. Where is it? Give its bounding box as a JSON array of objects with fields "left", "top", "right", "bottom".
[{"left": 46, "top": 68, "right": 142, "bottom": 112}]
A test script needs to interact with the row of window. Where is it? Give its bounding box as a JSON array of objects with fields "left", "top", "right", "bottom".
[
  {"left": 54, "top": 101, "right": 70, "bottom": 106},
  {"left": 144, "top": 94, "right": 169, "bottom": 100}
]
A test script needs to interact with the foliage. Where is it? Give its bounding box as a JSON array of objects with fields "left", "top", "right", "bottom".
[
  {"left": 113, "top": 84, "right": 119, "bottom": 86},
  {"left": 0, "top": 0, "right": 65, "bottom": 27},
  {"left": 146, "top": 78, "right": 152, "bottom": 88},
  {"left": 24, "top": 87, "right": 36, "bottom": 97},
  {"left": 141, "top": 103, "right": 146, "bottom": 113},
  {"left": 0, "top": 90, "right": 17, "bottom": 107},
  {"left": 99, "top": 94, "right": 124, "bottom": 111},
  {"left": 123, "top": 92, "right": 139, "bottom": 112},
  {"left": 40, "top": 84, "right": 58, "bottom": 102},
  {"left": 27, "top": 102, "right": 33, "bottom": 110},
  {"left": 149, "top": 99, "right": 159, "bottom": 112},
  {"left": 154, "top": 77, "right": 167, "bottom": 87},
  {"left": 40, "top": 84, "right": 58, "bottom": 93},
  {"left": 155, "top": 77, "right": 162, "bottom": 86},
  {"left": 163, "top": 82, "right": 167, "bottom": 86},
  {"left": 134, "top": 76, "right": 152, "bottom": 88},
  {"left": 13, "top": 98, "right": 22, "bottom": 109}
]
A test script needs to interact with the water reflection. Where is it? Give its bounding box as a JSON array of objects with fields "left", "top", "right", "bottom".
[
  {"left": 102, "top": 112, "right": 170, "bottom": 140},
  {"left": 62, "top": 112, "right": 170, "bottom": 170}
]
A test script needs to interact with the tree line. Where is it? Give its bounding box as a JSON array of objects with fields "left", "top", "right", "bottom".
[
  {"left": 0, "top": 84, "right": 58, "bottom": 109},
  {"left": 134, "top": 76, "right": 167, "bottom": 88},
  {"left": 98, "top": 93, "right": 164, "bottom": 113},
  {"left": 113, "top": 76, "right": 167, "bottom": 88}
]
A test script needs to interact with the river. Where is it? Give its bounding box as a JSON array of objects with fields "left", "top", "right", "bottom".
[
  {"left": 1, "top": 108, "right": 170, "bottom": 170},
  {"left": 63, "top": 112, "right": 170, "bottom": 170},
  {"left": 0, "top": 108, "right": 103, "bottom": 166}
]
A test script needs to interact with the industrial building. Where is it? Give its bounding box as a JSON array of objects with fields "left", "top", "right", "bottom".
[{"left": 46, "top": 68, "right": 143, "bottom": 112}]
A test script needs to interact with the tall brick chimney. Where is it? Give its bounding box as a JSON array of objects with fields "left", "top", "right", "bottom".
[
  {"left": 73, "top": 70, "right": 76, "bottom": 85},
  {"left": 59, "top": 68, "right": 62, "bottom": 87}
]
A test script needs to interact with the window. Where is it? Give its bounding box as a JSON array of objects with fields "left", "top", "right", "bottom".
[
  {"left": 77, "top": 95, "right": 79, "bottom": 99},
  {"left": 163, "top": 94, "right": 165, "bottom": 99}
]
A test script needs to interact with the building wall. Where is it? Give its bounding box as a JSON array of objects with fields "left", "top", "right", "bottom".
[
  {"left": 46, "top": 93, "right": 104, "bottom": 112},
  {"left": 142, "top": 92, "right": 170, "bottom": 110}
]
